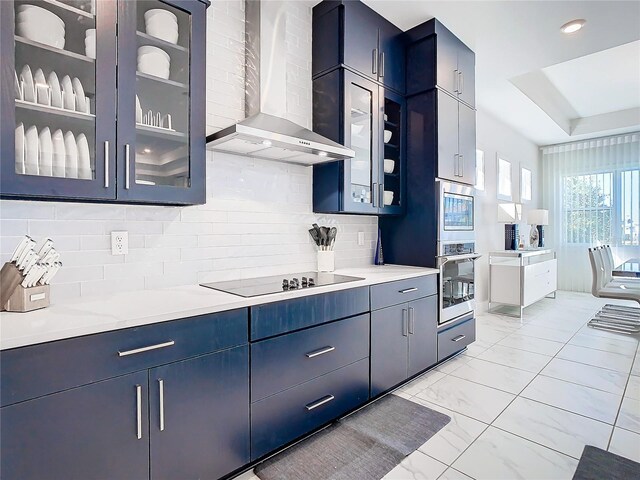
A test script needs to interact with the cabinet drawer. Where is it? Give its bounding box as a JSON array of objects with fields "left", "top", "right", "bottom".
[
  {"left": 251, "top": 314, "right": 369, "bottom": 402},
  {"left": 1, "top": 309, "right": 248, "bottom": 407},
  {"left": 370, "top": 275, "right": 436, "bottom": 310},
  {"left": 251, "top": 287, "right": 369, "bottom": 340},
  {"left": 438, "top": 316, "right": 475, "bottom": 361},
  {"left": 250, "top": 358, "right": 369, "bottom": 460}
]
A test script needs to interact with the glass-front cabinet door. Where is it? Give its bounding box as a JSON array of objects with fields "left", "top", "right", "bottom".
[
  {"left": 343, "top": 71, "right": 379, "bottom": 214},
  {"left": 117, "top": 0, "right": 205, "bottom": 205},
  {"left": 1, "top": 0, "right": 116, "bottom": 199}
]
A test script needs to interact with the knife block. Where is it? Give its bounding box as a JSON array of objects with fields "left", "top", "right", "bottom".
[{"left": 0, "top": 262, "right": 51, "bottom": 312}]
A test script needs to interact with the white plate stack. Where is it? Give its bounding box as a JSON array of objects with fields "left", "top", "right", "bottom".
[
  {"left": 144, "top": 9, "right": 178, "bottom": 44},
  {"left": 138, "top": 46, "right": 170, "bottom": 80},
  {"left": 16, "top": 5, "right": 65, "bottom": 49}
]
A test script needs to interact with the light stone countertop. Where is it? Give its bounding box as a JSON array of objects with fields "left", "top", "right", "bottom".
[{"left": 0, "top": 265, "right": 438, "bottom": 350}]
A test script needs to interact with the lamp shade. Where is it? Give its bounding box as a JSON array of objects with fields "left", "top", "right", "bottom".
[
  {"left": 528, "top": 209, "right": 549, "bottom": 226},
  {"left": 497, "top": 203, "right": 522, "bottom": 223}
]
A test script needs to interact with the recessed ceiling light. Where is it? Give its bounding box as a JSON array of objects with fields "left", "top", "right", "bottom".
[
  {"left": 318, "top": 151, "right": 327, "bottom": 157},
  {"left": 561, "top": 19, "right": 586, "bottom": 34},
  {"left": 262, "top": 140, "right": 272, "bottom": 147},
  {"left": 143, "top": 148, "right": 151, "bottom": 153}
]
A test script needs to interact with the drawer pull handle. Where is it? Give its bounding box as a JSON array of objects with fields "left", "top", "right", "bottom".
[
  {"left": 452, "top": 335, "right": 466, "bottom": 342},
  {"left": 402, "top": 308, "right": 409, "bottom": 336},
  {"left": 158, "top": 379, "right": 165, "bottom": 432},
  {"left": 306, "top": 346, "right": 336, "bottom": 358},
  {"left": 408, "top": 307, "right": 415, "bottom": 334},
  {"left": 118, "top": 340, "right": 175, "bottom": 357},
  {"left": 305, "top": 394, "right": 335, "bottom": 411},
  {"left": 135, "top": 384, "right": 142, "bottom": 440},
  {"left": 399, "top": 287, "right": 418, "bottom": 294}
]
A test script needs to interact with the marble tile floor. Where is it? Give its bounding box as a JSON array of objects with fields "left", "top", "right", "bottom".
[{"left": 235, "top": 291, "right": 640, "bottom": 480}]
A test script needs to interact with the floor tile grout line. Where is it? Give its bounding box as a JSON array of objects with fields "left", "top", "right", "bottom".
[{"left": 606, "top": 346, "right": 639, "bottom": 449}]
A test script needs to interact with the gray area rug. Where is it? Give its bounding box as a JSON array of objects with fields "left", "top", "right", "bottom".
[
  {"left": 255, "top": 394, "right": 451, "bottom": 480},
  {"left": 572, "top": 446, "right": 640, "bottom": 480}
]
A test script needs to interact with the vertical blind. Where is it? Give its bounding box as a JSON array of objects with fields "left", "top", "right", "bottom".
[{"left": 541, "top": 132, "right": 640, "bottom": 292}]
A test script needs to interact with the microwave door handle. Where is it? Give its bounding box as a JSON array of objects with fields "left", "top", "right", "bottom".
[{"left": 437, "top": 253, "right": 482, "bottom": 266}]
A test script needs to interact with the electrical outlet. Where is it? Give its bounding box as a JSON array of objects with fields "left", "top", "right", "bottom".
[
  {"left": 111, "top": 231, "right": 128, "bottom": 255},
  {"left": 357, "top": 231, "right": 365, "bottom": 246}
]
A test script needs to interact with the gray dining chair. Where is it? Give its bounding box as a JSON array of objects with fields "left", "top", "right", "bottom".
[{"left": 587, "top": 247, "right": 640, "bottom": 334}]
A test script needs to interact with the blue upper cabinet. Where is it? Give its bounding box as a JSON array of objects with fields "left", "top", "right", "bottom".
[
  {"left": 0, "top": 0, "right": 206, "bottom": 205},
  {"left": 406, "top": 18, "right": 475, "bottom": 108},
  {"left": 312, "top": 0, "right": 406, "bottom": 95},
  {"left": 312, "top": 69, "right": 406, "bottom": 215}
]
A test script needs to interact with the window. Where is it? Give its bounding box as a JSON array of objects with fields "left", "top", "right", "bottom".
[
  {"left": 475, "top": 149, "right": 485, "bottom": 191},
  {"left": 521, "top": 167, "right": 532, "bottom": 202},
  {"left": 562, "top": 169, "right": 639, "bottom": 246},
  {"left": 497, "top": 156, "right": 511, "bottom": 199}
]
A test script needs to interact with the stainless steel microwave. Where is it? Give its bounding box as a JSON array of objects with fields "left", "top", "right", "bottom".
[{"left": 438, "top": 180, "right": 475, "bottom": 242}]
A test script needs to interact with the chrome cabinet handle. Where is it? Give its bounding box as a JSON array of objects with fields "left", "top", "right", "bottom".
[
  {"left": 459, "top": 154, "right": 464, "bottom": 177},
  {"left": 379, "top": 51, "right": 385, "bottom": 78},
  {"left": 452, "top": 334, "right": 466, "bottom": 342},
  {"left": 158, "top": 379, "right": 165, "bottom": 431},
  {"left": 399, "top": 287, "right": 418, "bottom": 294},
  {"left": 372, "top": 48, "right": 378, "bottom": 75},
  {"left": 306, "top": 346, "right": 336, "bottom": 358},
  {"left": 454, "top": 153, "right": 459, "bottom": 176},
  {"left": 408, "top": 307, "right": 415, "bottom": 334},
  {"left": 125, "top": 144, "right": 131, "bottom": 189},
  {"left": 372, "top": 182, "right": 377, "bottom": 207},
  {"left": 118, "top": 340, "right": 175, "bottom": 357},
  {"left": 454, "top": 69, "right": 459, "bottom": 93},
  {"left": 104, "top": 141, "right": 109, "bottom": 188},
  {"left": 135, "top": 384, "right": 142, "bottom": 440},
  {"left": 305, "top": 394, "right": 335, "bottom": 411},
  {"left": 459, "top": 71, "right": 464, "bottom": 95},
  {"left": 402, "top": 308, "right": 408, "bottom": 336},
  {"left": 379, "top": 183, "right": 385, "bottom": 208}
]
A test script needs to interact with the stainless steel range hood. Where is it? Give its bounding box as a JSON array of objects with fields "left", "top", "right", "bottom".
[{"left": 206, "top": 0, "right": 354, "bottom": 165}]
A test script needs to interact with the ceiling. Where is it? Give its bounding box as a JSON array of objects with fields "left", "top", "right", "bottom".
[{"left": 360, "top": 0, "right": 640, "bottom": 146}]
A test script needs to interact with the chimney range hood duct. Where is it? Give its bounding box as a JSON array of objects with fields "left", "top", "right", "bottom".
[{"left": 205, "top": 0, "right": 354, "bottom": 165}]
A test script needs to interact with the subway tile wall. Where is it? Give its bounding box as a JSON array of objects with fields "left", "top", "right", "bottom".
[{"left": 0, "top": 0, "right": 378, "bottom": 302}]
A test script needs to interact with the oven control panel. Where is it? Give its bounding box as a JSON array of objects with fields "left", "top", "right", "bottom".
[{"left": 441, "top": 242, "right": 475, "bottom": 256}]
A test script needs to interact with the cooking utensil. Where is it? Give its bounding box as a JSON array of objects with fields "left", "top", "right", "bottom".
[
  {"left": 41, "top": 248, "right": 59, "bottom": 265},
  {"left": 308, "top": 228, "right": 320, "bottom": 247},
  {"left": 328, "top": 227, "right": 337, "bottom": 250},
  {"left": 41, "top": 262, "right": 61, "bottom": 285},
  {"left": 18, "top": 251, "right": 36, "bottom": 271},
  {"left": 16, "top": 242, "right": 35, "bottom": 269},
  {"left": 320, "top": 227, "right": 329, "bottom": 250}
]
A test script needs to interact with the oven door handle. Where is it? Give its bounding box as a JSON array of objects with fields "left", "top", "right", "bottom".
[{"left": 437, "top": 253, "right": 482, "bottom": 267}]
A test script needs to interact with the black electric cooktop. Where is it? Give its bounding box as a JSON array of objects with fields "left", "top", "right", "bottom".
[{"left": 200, "top": 272, "right": 364, "bottom": 298}]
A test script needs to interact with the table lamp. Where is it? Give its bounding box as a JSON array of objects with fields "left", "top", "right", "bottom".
[
  {"left": 498, "top": 203, "right": 522, "bottom": 250},
  {"left": 528, "top": 209, "right": 548, "bottom": 248}
]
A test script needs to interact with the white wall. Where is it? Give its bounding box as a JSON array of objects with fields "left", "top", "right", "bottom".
[
  {"left": 474, "top": 109, "right": 541, "bottom": 311},
  {"left": 0, "top": 1, "right": 378, "bottom": 302}
]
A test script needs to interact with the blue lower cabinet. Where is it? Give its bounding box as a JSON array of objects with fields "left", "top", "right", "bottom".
[
  {"left": 408, "top": 296, "right": 438, "bottom": 377},
  {"left": 149, "top": 345, "right": 250, "bottom": 480},
  {"left": 370, "top": 303, "right": 409, "bottom": 397},
  {"left": 1, "top": 371, "right": 150, "bottom": 480},
  {"left": 250, "top": 358, "right": 370, "bottom": 460}
]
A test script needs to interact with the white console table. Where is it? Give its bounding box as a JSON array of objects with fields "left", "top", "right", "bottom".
[{"left": 488, "top": 249, "right": 557, "bottom": 319}]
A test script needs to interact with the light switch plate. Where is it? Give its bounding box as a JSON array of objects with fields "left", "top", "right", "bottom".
[
  {"left": 111, "top": 231, "right": 128, "bottom": 255},
  {"left": 357, "top": 231, "right": 365, "bottom": 246}
]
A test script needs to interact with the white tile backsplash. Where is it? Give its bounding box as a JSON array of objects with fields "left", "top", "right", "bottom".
[{"left": 0, "top": 1, "right": 377, "bottom": 302}]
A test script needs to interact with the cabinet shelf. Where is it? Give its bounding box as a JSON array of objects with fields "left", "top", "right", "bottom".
[
  {"left": 384, "top": 120, "right": 398, "bottom": 129},
  {"left": 15, "top": 0, "right": 95, "bottom": 23},
  {"left": 16, "top": 99, "right": 95, "bottom": 133},
  {"left": 136, "top": 31, "right": 188, "bottom": 53},
  {"left": 136, "top": 72, "right": 189, "bottom": 90}
]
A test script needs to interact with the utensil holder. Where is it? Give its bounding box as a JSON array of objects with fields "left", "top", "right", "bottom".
[
  {"left": 317, "top": 251, "right": 335, "bottom": 272},
  {"left": 0, "top": 262, "right": 51, "bottom": 312}
]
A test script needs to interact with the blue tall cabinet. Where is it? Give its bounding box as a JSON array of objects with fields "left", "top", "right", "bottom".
[{"left": 312, "top": 0, "right": 407, "bottom": 215}]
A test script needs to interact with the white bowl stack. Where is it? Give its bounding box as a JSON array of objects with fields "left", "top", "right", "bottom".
[
  {"left": 144, "top": 9, "right": 178, "bottom": 45},
  {"left": 137, "top": 46, "right": 170, "bottom": 79},
  {"left": 16, "top": 5, "right": 65, "bottom": 49},
  {"left": 85, "top": 29, "right": 96, "bottom": 59}
]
